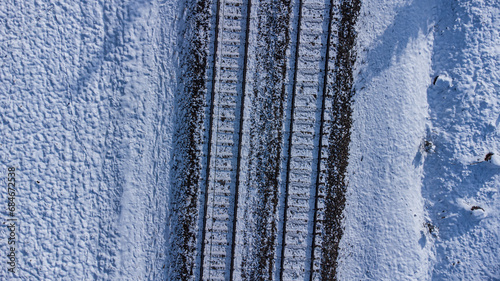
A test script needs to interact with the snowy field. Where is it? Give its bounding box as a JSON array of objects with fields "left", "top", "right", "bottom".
[{"left": 0, "top": 0, "right": 498, "bottom": 280}]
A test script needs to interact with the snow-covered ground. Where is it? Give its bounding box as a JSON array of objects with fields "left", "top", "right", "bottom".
[
  {"left": 0, "top": 0, "right": 178, "bottom": 279},
  {"left": 339, "top": 0, "right": 500, "bottom": 279},
  {"left": 0, "top": 0, "right": 498, "bottom": 280}
]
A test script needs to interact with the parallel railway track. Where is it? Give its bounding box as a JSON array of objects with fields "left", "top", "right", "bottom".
[
  {"left": 278, "top": 0, "right": 336, "bottom": 280},
  {"left": 195, "top": 0, "right": 349, "bottom": 280},
  {"left": 198, "top": 0, "right": 252, "bottom": 279}
]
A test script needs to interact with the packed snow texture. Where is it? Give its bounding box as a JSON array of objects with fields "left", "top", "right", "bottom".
[
  {"left": 339, "top": 0, "right": 500, "bottom": 279},
  {"left": 0, "top": 0, "right": 498, "bottom": 280},
  {"left": 0, "top": 0, "right": 177, "bottom": 279}
]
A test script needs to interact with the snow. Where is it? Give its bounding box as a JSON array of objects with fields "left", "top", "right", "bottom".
[
  {"left": 487, "top": 153, "right": 500, "bottom": 167},
  {"left": 0, "top": 0, "right": 498, "bottom": 280},
  {"left": 337, "top": 0, "right": 500, "bottom": 280},
  {"left": 0, "top": 0, "right": 178, "bottom": 279},
  {"left": 423, "top": 0, "right": 500, "bottom": 279},
  {"left": 337, "top": 0, "right": 434, "bottom": 279}
]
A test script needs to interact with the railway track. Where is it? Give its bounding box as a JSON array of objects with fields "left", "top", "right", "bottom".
[
  {"left": 198, "top": 0, "right": 251, "bottom": 279},
  {"left": 196, "top": 0, "right": 346, "bottom": 279},
  {"left": 277, "top": 0, "right": 337, "bottom": 280}
]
